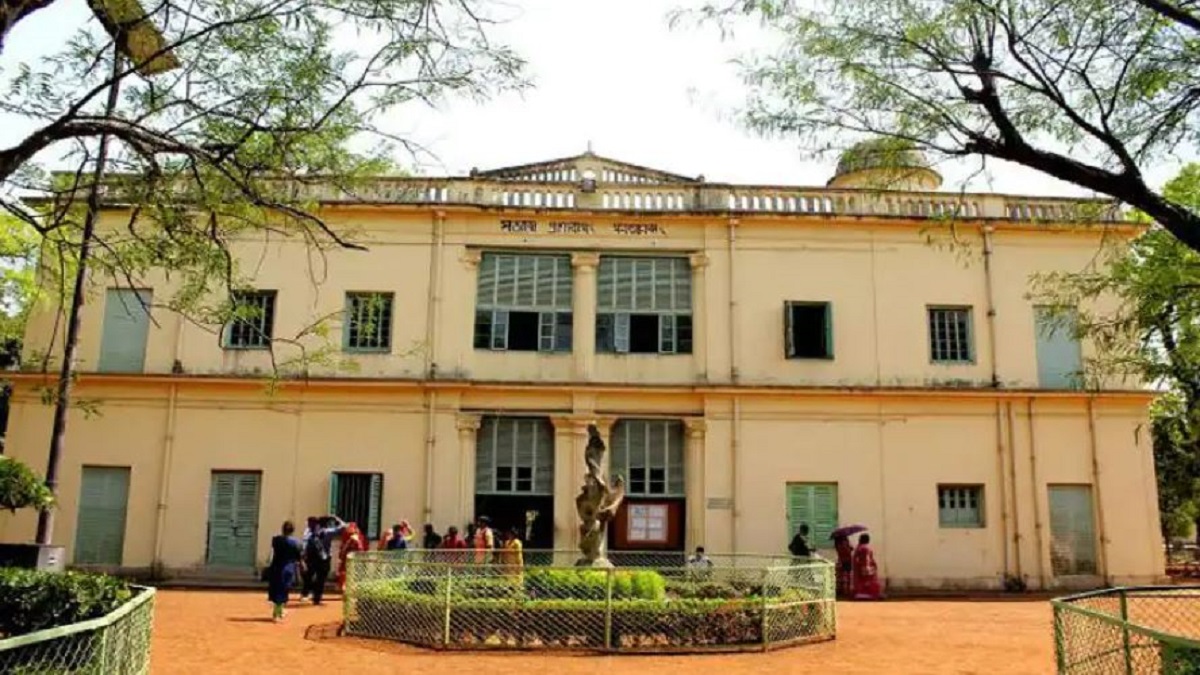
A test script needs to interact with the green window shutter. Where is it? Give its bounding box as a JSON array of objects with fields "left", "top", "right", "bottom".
[
  {"left": 787, "top": 483, "right": 838, "bottom": 547},
  {"left": 207, "top": 472, "right": 260, "bottom": 568},
  {"left": 1048, "top": 485, "right": 1097, "bottom": 576},
  {"left": 75, "top": 466, "right": 131, "bottom": 565},
  {"left": 784, "top": 302, "right": 796, "bottom": 358},
  {"left": 490, "top": 310, "right": 509, "bottom": 349},
  {"left": 1034, "top": 306, "right": 1083, "bottom": 389},
  {"left": 659, "top": 315, "right": 676, "bottom": 353},
  {"left": 367, "top": 474, "right": 383, "bottom": 541},
  {"left": 328, "top": 473, "right": 340, "bottom": 517},
  {"left": 98, "top": 289, "right": 152, "bottom": 373},
  {"left": 614, "top": 313, "right": 631, "bottom": 353},
  {"left": 476, "top": 419, "right": 496, "bottom": 493}
]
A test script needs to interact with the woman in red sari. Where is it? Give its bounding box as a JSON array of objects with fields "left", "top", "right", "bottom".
[
  {"left": 336, "top": 522, "right": 367, "bottom": 592},
  {"left": 833, "top": 534, "right": 854, "bottom": 598},
  {"left": 851, "top": 533, "right": 883, "bottom": 600}
]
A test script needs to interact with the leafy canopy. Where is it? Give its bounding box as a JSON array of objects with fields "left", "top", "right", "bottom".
[{"left": 690, "top": 0, "right": 1200, "bottom": 251}]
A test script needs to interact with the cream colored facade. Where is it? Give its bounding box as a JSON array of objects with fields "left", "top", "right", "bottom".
[{"left": 0, "top": 152, "right": 1164, "bottom": 590}]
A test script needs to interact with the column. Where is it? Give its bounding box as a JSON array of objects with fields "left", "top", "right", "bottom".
[
  {"left": 456, "top": 414, "right": 481, "bottom": 528},
  {"left": 689, "top": 253, "right": 710, "bottom": 381},
  {"left": 684, "top": 418, "right": 707, "bottom": 551},
  {"left": 551, "top": 416, "right": 582, "bottom": 552},
  {"left": 571, "top": 252, "right": 600, "bottom": 381}
]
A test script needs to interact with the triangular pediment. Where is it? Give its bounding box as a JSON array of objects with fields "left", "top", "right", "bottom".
[{"left": 472, "top": 152, "right": 700, "bottom": 185}]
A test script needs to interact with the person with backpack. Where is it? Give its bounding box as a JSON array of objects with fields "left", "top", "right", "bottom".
[{"left": 304, "top": 514, "right": 344, "bottom": 605}]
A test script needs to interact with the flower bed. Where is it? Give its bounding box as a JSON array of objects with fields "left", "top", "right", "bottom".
[{"left": 344, "top": 552, "right": 836, "bottom": 653}]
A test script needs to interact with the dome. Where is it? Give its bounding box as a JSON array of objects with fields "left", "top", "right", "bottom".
[{"left": 828, "top": 138, "right": 942, "bottom": 190}]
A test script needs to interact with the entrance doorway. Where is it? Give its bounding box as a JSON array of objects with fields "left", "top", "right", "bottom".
[{"left": 206, "top": 471, "right": 261, "bottom": 568}]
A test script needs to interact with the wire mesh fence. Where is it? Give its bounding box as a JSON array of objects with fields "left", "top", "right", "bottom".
[
  {"left": 344, "top": 550, "right": 836, "bottom": 652},
  {"left": 0, "top": 586, "right": 155, "bottom": 675},
  {"left": 1053, "top": 586, "right": 1200, "bottom": 674}
]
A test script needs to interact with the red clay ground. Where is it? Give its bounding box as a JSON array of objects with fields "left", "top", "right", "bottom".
[{"left": 151, "top": 589, "right": 1055, "bottom": 674}]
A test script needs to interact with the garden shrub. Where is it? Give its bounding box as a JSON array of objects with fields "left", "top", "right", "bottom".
[
  {"left": 524, "top": 568, "right": 666, "bottom": 601},
  {"left": 0, "top": 568, "right": 132, "bottom": 638}
]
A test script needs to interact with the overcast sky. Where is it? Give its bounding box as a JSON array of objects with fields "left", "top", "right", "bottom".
[{"left": 1, "top": 0, "right": 1189, "bottom": 195}]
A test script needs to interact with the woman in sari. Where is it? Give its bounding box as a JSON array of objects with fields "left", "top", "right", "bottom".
[
  {"left": 833, "top": 534, "right": 854, "bottom": 598},
  {"left": 851, "top": 533, "right": 883, "bottom": 600},
  {"left": 336, "top": 522, "right": 367, "bottom": 592},
  {"left": 499, "top": 526, "right": 524, "bottom": 581},
  {"left": 265, "top": 520, "right": 303, "bottom": 622}
]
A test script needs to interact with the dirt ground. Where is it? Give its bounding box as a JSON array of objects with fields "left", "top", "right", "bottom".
[{"left": 150, "top": 589, "right": 1055, "bottom": 674}]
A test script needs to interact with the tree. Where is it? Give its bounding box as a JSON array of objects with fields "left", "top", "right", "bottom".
[
  {"left": 0, "top": 456, "right": 54, "bottom": 513},
  {"left": 690, "top": 0, "right": 1200, "bottom": 251},
  {"left": 0, "top": 0, "right": 525, "bottom": 544},
  {"left": 1033, "top": 164, "right": 1200, "bottom": 543}
]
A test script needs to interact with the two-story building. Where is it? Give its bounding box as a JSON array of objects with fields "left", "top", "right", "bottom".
[{"left": 0, "top": 148, "right": 1165, "bottom": 589}]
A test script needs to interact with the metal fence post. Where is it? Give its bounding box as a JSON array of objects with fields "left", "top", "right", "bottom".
[
  {"left": 760, "top": 568, "right": 770, "bottom": 651},
  {"left": 1052, "top": 603, "right": 1068, "bottom": 674},
  {"left": 604, "top": 568, "right": 614, "bottom": 651},
  {"left": 1119, "top": 589, "right": 1133, "bottom": 675},
  {"left": 442, "top": 565, "right": 453, "bottom": 647}
]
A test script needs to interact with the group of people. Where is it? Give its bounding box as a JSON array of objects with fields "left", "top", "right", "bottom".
[
  {"left": 263, "top": 514, "right": 528, "bottom": 621},
  {"left": 789, "top": 523, "right": 883, "bottom": 600}
]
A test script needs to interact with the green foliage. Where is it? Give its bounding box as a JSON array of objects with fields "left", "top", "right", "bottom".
[
  {"left": 685, "top": 0, "right": 1200, "bottom": 251},
  {"left": 0, "top": 456, "right": 54, "bottom": 513},
  {"left": 525, "top": 568, "right": 666, "bottom": 601},
  {"left": 0, "top": 569, "right": 132, "bottom": 638}
]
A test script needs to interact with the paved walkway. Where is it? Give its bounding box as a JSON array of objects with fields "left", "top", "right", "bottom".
[{"left": 150, "top": 590, "right": 1054, "bottom": 674}]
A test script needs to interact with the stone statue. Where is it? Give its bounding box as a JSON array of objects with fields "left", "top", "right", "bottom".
[{"left": 575, "top": 423, "right": 624, "bottom": 567}]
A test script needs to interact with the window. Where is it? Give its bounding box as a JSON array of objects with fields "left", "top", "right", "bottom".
[
  {"left": 928, "top": 306, "right": 974, "bottom": 363},
  {"left": 611, "top": 419, "right": 684, "bottom": 497},
  {"left": 1048, "top": 485, "right": 1098, "bottom": 576},
  {"left": 596, "top": 256, "right": 692, "bottom": 354},
  {"left": 345, "top": 292, "right": 394, "bottom": 352},
  {"left": 938, "top": 485, "right": 984, "bottom": 528},
  {"left": 225, "top": 291, "right": 276, "bottom": 349},
  {"left": 785, "top": 301, "right": 832, "bottom": 359},
  {"left": 474, "top": 253, "right": 572, "bottom": 352},
  {"left": 475, "top": 417, "right": 554, "bottom": 495},
  {"left": 330, "top": 473, "right": 383, "bottom": 540},
  {"left": 627, "top": 504, "right": 669, "bottom": 544},
  {"left": 786, "top": 483, "right": 838, "bottom": 546},
  {"left": 1034, "top": 306, "right": 1082, "bottom": 389}
]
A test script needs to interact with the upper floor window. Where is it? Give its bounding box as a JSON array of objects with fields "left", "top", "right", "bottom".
[
  {"left": 225, "top": 290, "right": 276, "bottom": 349},
  {"left": 611, "top": 419, "right": 685, "bottom": 497},
  {"left": 474, "top": 253, "right": 572, "bottom": 352},
  {"left": 345, "top": 292, "right": 394, "bottom": 352},
  {"left": 785, "top": 301, "right": 832, "bottom": 359},
  {"left": 928, "top": 306, "right": 974, "bottom": 363},
  {"left": 475, "top": 416, "right": 554, "bottom": 495},
  {"left": 596, "top": 256, "right": 692, "bottom": 354}
]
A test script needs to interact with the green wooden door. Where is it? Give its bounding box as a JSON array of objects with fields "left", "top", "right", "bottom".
[
  {"left": 206, "top": 472, "right": 261, "bottom": 568},
  {"left": 1048, "top": 485, "right": 1098, "bottom": 576},
  {"left": 786, "top": 483, "right": 838, "bottom": 549},
  {"left": 98, "top": 289, "right": 152, "bottom": 373},
  {"left": 74, "top": 466, "right": 131, "bottom": 565}
]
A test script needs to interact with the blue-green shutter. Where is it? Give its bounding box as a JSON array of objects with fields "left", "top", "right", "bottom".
[
  {"left": 207, "top": 472, "right": 261, "bottom": 568},
  {"left": 1048, "top": 485, "right": 1098, "bottom": 576},
  {"left": 367, "top": 474, "right": 383, "bottom": 541},
  {"left": 98, "top": 289, "right": 152, "bottom": 372},
  {"left": 786, "top": 483, "right": 838, "bottom": 548},
  {"left": 74, "top": 466, "right": 130, "bottom": 565},
  {"left": 1035, "top": 307, "right": 1083, "bottom": 389}
]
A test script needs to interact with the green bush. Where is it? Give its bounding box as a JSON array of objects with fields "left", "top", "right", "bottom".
[
  {"left": 524, "top": 568, "right": 666, "bottom": 601},
  {"left": 0, "top": 568, "right": 132, "bottom": 638},
  {"left": 0, "top": 457, "right": 54, "bottom": 513}
]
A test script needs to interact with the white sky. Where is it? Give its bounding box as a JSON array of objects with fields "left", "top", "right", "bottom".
[{"left": 0, "top": 0, "right": 1188, "bottom": 195}]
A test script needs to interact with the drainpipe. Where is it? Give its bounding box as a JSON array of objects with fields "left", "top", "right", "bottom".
[
  {"left": 1027, "top": 398, "right": 1047, "bottom": 590},
  {"left": 981, "top": 225, "right": 1000, "bottom": 387},
  {"left": 994, "top": 400, "right": 1010, "bottom": 582},
  {"left": 727, "top": 218, "right": 739, "bottom": 383},
  {"left": 1086, "top": 396, "right": 1111, "bottom": 584},
  {"left": 1006, "top": 401, "right": 1024, "bottom": 582},
  {"left": 731, "top": 396, "right": 741, "bottom": 554},
  {"left": 425, "top": 211, "right": 446, "bottom": 378},
  {"left": 152, "top": 313, "right": 186, "bottom": 576},
  {"left": 424, "top": 390, "right": 437, "bottom": 523}
]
